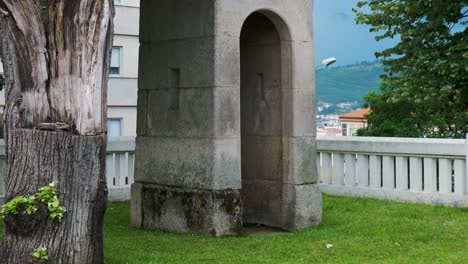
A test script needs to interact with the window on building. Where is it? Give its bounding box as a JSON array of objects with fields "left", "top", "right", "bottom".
[
  {"left": 107, "top": 118, "right": 122, "bottom": 137},
  {"left": 342, "top": 124, "right": 348, "bottom": 136},
  {"left": 110, "top": 47, "right": 122, "bottom": 75}
]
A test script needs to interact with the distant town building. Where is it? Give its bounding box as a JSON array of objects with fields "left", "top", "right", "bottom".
[
  {"left": 339, "top": 108, "right": 370, "bottom": 136},
  {"left": 316, "top": 115, "right": 342, "bottom": 137}
]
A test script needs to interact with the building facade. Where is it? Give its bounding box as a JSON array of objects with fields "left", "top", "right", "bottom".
[
  {"left": 339, "top": 108, "right": 370, "bottom": 136},
  {"left": 0, "top": 0, "right": 141, "bottom": 137},
  {"left": 106, "top": 0, "right": 140, "bottom": 137}
]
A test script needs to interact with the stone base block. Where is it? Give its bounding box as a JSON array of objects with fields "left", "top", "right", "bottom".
[
  {"left": 283, "top": 184, "right": 322, "bottom": 231},
  {"left": 131, "top": 183, "right": 242, "bottom": 236}
]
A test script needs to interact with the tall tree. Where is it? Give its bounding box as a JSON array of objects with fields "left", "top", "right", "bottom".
[
  {"left": 0, "top": 1, "right": 114, "bottom": 263},
  {"left": 354, "top": 0, "right": 468, "bottom": 138}
]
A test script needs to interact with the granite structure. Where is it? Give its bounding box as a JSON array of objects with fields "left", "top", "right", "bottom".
[{"left": 131, "top": 0, "right": 321, "bottom": 236}]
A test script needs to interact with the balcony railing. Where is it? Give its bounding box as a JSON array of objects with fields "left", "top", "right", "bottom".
[
  {"left": 317, "top": 136, "right": 468, "bottom": 207},
  {"left": 0, "top": 136, "right": 466, "bottom": 206}
]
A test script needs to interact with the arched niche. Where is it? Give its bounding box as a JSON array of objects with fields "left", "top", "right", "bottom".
[{"left": 240, "top": 11, "right": 292, "bottom": 228}]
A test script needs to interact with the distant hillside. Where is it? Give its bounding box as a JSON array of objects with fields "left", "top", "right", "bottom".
[{"left": 316, "top": 61, "right": 384, "bottom": 115}]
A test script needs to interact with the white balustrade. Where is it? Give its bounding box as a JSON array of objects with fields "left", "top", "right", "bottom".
[
  {"left": 105, "top": 137, "right": 136, "bottom": 201},
  {"left": 317, "top": 136, "right": 468, "bottom": 207},
  {"left": 0, "top": 135, "right": 467, "bottom": 207}
]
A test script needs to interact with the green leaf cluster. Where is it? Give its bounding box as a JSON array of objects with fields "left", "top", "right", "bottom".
[
  {"left": 0, "top": 195, "right": 37, "bottom": 217},
  {"left": 37, "top": 181, "right": 67, "bottom": 221},
  {"left": 356, "top": 83, "right": 424, "bottom": 137},
  {"left": 32, "top": 247, "right": 49, "bottom": 261},
  {"left": 353, "top": 0, "right": 468, "bottom": 138},
  {"left": 0, "top": 181, "right": 66, "bottom": 221}
]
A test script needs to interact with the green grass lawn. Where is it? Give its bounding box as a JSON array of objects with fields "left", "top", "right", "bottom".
[
  {"left": 104, "top": 195, "right": 468, "bottom": 264},
  {"left": 1, "top": 195, "right": 466, "bottom": 263}
]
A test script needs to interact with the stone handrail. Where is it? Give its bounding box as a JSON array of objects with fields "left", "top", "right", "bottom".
[
  {"left": 0, "top": 136, "right": 467, "bottom": 206},
  {"left": 317, "top": 136, "right": 468, "bottom": 207}
]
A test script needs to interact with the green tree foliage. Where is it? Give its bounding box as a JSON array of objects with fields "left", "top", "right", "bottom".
[
  {"left": 356, "top": 83, "right": 423, "bottom": 137},
  {"left": 353, "top": 0, "right": 468, "bottom": 138}
]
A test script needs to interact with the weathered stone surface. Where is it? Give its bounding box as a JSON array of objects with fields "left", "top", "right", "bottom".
[
  {"left": 143, "top": 87, "right": 240, "bottom": 138},
  {"left": 215, "top": 0, "right": 313, "bottom": 42},
  {"left": 135, "top": 137, "right": 241, "bottom": 190},
  {"left": 130, "top": 183, "right": 144, "bottom": 228},
  {"left": 242, "top": 180, "right": 283, "bottom": 227},
  {"left": 140, "top": 0, "right": 215, "bottom": 43},
  {"left": 214, "top": 35, "right": 241, "bottom": 87},
  {"left": 283, "top": 184, "right": 322, "bottom": 231},
  {"left": 146, "top": 88, "right": 213, "bottom": 137},
  {"left": 139, "top": 38, "right": 215, "bottom": 90},
  {"left": 284, "top": 88, "right": 317, "bottom": 137},
  {"left": 134, "top": 0, "right": 320, "bottom": 235},
  {"left": 241, "top": 136, "right": 283, "bottom": 182},
  {"left": 138, "top": 184, "right": 242, "bottom": 236},
  {"left": 213, "top": 86, "right": 241, "bottom": 138},
  {"left": 283, "top": 137, "right": 319, "bottom": 185},
  {"left": 292, "top": 41, "right": 315, "bottom": 89},
  {"left": 136, "top": 90, "right": 148, "bottom": 136}
]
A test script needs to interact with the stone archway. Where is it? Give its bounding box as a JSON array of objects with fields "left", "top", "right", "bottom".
[
  {"left": 240, "top": 12, "right": 287, "bottom": 228},
  {"left": 131, "top": 0, "right": 321, "bottom": 237}
]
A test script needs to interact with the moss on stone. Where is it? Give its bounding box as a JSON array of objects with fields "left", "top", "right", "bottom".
[{"left": 141, "top": 184, "right": 243, "bottom": 236}]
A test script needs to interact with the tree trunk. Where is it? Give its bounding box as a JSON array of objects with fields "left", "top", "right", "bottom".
[
  {"left": 2, "top": 130, "right": 107, "bottom": 263},
  {"left": 0, "top": 1, "right": 114, "bottom": 263}
]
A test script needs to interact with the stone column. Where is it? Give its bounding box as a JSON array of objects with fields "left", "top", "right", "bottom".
[
  {"left": 132, "top": 0, "right": 321, "bottom": 236},
  {"left": 131, "top": 0, "right": 242, "bottom": 236}
]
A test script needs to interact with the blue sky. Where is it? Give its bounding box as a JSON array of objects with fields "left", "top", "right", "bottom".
[{"left": 314, "top": 0, "right": 399, "bottom": 66}]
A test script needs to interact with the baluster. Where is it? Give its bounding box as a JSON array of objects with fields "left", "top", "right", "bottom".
[
  {"left": 113, "top": 153, "right": 120, "bottom": 188},
  {"left": 439, "top": 159, "right": 452, "bottom": 194},
  {"left": 410, "top": 157, "right": 423, "bottom": 192},
  {"left": 395, "top": 156, "right": 408, "bottom": 190},
  {"left": 382, "top": 156, "right": 395, "bottom": 189},
  {"left": 356, "top": 155, "right": 369, "bottom": 187},
  {"left": 344, "top": 154, "right": 356, "bottom": 186},
  {"left": 453, "top": 159, "right": 466, "bottom": 195},
  {"left": 333, "top": 153, "right": 345, "bottom": 185},
  {"left": 105, "top": 154, "right": 114, "bottom": 187},
  {"left": 322, "top": 153, "right": 332, "bottom": 185},
  {"left": 423, "top": 158, "right": 437, "bottom": 193},
  {"left": 369, "top": 155, "right": 382, "bottom": 188},
  {"left": 118, "top": 153, "right": 127, "bottom": 187}
]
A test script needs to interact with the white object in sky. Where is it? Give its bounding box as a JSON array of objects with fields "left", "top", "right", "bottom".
[{"left": 321, "top": 57, "right": 337, "bottom": 67}]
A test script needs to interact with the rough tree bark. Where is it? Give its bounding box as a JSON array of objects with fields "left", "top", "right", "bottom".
[{"left": 0, "top": 1, "right": 114, "bottom": 263}]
